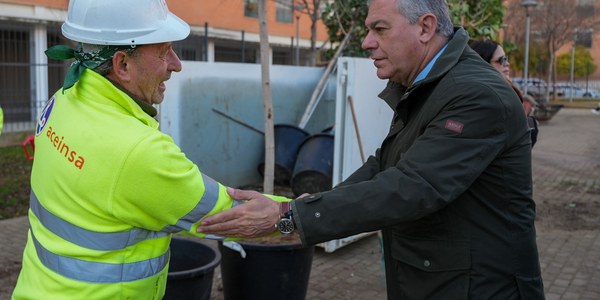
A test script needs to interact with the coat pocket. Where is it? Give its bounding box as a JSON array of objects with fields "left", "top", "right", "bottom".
[{"left": 390, "top": 237, "right": 471, "bottom": 299}]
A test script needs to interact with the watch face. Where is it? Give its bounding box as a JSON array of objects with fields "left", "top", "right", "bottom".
[{"left": 277, "top": 218, "right": 294, "bottom": 234}]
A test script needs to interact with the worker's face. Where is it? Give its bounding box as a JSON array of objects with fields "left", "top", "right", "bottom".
[
  {"left": 491, "top": 46, "right": 510, "bottom": 79},
  {"left": 123, "top": 43, "right": 182, "bottom": 105},
  {"left": 362, "top": 0, "right": 424, "bottom": 86}
]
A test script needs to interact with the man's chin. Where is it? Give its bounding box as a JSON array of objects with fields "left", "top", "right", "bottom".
[
  {"left": 375, "top": 70, "right": 392, "bottom": 80},
  {"left": 152, "top": 92, "right": 165, "bottom": 105}
]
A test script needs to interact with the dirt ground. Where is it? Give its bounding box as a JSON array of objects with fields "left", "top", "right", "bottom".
[{"left": 529, "top": 109, "right": 600, "bottom": 232}]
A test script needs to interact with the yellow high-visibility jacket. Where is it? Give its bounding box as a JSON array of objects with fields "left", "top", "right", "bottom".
[
  {"left": 12, "top": 69, "right": 286, "bottom": 299},
  {"left": 0, "top": 105, "right": 4, "bottom": 135}
]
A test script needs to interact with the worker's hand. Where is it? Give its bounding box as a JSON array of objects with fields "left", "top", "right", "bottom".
[{"left": 198, "top": 188, "right": 279, "bottom": 238}]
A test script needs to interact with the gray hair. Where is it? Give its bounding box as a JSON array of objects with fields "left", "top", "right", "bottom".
[
  {"left": 81, "top": 43, "right": 137, "bottom": 76},
  {"left": 369, "top": 0, "right": 454, "bottom": 37},
  {"left": 400, "top": 0, "right": 453, "bottom": 37}
]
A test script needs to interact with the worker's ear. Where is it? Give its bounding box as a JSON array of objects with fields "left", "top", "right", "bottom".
[
  {"left": 418, "top": 13, "right": 437, "bottom": 43},
  {"left": 108, "top": 51, "right": 132, "bottom": 82}
]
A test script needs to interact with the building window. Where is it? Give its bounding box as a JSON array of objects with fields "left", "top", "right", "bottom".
[
  {"left": 575, "top": 28, "right": 593, "bottom": 48},
  {"left": 576, "top": 0, "right": 594, "bottom": 5},
  {"left": 245, "top": 0, "right": 258, "bottom": 18},
  {"left": 173, "top": 34, "right": 206, "bottom": 61},
  {"left": 276, "top": 0, "right": 293, "bottom": 23},
  {"left": 576, "top": 0, "right": 595, "bottom": 19},
  {"left": 0, "top": 21, "right": 32, "bottom": 123},
  {"left": 273, "top": 48, "right": 292, "bottom": 65},
  {"left": 215, "top": 45, "right": 257, "bottom": 64}
]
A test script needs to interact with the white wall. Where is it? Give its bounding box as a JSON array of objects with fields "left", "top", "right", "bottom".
[
  {"left": 160, "top": 61, "right": 336, "bottom": 187},
  {"left": 333, "top": 57, "right": 392, "bottom": 185},
  {"left": 160, "top": 58, "right": 393, "bottom": 190}
]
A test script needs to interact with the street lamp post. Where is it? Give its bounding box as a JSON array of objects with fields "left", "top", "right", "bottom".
[
  {"left": 522, "top": 0, "right": 537, "bottom": 96},
  {"left": 295, "top": 14, "right": 300, "bottom": 65}
]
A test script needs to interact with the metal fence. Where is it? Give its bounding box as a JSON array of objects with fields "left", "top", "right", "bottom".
[
  {"left": 1, "top": 102, "right": 46, "bottom": 133},
  {"left": 1, "top": 20, "right": 68, "bottom": 134}
]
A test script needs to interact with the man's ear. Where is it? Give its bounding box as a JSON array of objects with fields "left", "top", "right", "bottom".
[
  {"left": 418, "top": 13, "right": 438, "bottom": 43},
  {"left": 109, "top": 51, "right": 131, "bottom": 82}
]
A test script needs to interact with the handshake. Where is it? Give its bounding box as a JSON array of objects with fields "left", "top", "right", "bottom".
[{"left": 198, "top": 187, "right": 307, "bottom": 244}]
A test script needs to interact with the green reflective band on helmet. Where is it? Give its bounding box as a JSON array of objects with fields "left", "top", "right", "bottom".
[
  {"left": 162, "top": 173, "right": 221, "bottom": 232},
  {"left": 30, "top": 191, "right": 168, "bottom": 251},
  {"left": 31, "top": 230, "right": 169, "bottom": 283}
]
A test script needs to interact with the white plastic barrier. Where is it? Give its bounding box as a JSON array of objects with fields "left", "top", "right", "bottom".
[{"left": 317, "top": 57, "right": 392, "bottom": 253}]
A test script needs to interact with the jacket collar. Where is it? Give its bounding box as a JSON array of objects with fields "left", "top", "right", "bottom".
[{"left": 107, "top": 79, "right": 158, "bottom": 117}]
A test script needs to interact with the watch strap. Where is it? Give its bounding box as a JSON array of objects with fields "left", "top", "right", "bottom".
[{"left": 280, "top": 201, "right": 291, "bottom": 218}]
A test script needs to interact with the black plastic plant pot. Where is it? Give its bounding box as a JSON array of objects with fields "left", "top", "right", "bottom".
[
  {"left": 291, "top": 133, "right": 334, "bottom": 197},
  {"left": 164, "top": 237, "right": 222, "bottom": 300},
  {"left": 218, "top": 241, "right": 315, "bottom": 300},
  {"left": 258, "top": 124, "right": 310, "bottom": 185}
]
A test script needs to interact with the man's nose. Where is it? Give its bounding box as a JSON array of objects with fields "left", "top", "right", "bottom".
[
  {"left": 361, "top": 32, "right": 375, "bottom": 50},
  {"left": 168, "top": 49, "right": 182, "bottom": 72}
]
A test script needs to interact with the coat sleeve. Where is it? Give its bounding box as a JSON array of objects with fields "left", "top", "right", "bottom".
[
  {"left": 335, "top": 151, "right": 381, "bottom": 188},
  {"left": 294, "top": 81, "right": 521, "bottom": 246},
  {"left": 110, "top": 132, "right": 289, "bottom": 239}
]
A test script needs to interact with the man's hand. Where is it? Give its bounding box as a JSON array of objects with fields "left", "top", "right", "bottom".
[{"left": 198, "top": 188, "right": 280, "bottom": 238}]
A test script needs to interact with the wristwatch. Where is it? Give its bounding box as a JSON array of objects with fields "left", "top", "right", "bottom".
[{"left": 276, "top": 201, "right": 295, "bottom": 234}]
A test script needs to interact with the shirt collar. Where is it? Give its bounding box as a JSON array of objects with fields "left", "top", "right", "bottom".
[{"left": 412, "top": 43, "right": 449, "bottom": 85}]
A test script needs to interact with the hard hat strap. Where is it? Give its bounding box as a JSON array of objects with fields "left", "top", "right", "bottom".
[{"left": 45, "top": 43, "right": 136, "bottom": 92}]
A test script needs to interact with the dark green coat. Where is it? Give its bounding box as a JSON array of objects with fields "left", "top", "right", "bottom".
[{"left": 293, "top": 28, "right": 544, "bottom": 299}]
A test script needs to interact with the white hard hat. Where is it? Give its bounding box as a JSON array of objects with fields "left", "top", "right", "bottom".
[{"left": 62, "top": 0, "right": 190, "bottom": 45}]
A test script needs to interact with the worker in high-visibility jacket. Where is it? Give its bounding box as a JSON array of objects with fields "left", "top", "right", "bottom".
[
  {"left": 0, "top": 104, "right": 3, "bottom": 136},
  {"left": 12, "top": 0, "right": 287, "bottom": 299}
]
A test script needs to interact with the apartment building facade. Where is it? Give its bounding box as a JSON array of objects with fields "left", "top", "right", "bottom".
[{"left": 0, "top": 0, "right": 330, "bottom": 133}]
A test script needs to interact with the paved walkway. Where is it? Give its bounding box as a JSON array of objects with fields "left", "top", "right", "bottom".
[{"left": 1, "top": 108, "right": 599, "bottom": 299}]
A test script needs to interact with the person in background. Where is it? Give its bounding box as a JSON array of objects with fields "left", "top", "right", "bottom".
[
  {"left": 199, "top": 0, "right": 545, "bottom": 298},
  {"left": 591, "top": 101, "right": 600, "bottom": 115},
  {"left": 470, "top": 39, "right": 539, "bottom": 147},
  {"left": 11, "top": 1, "right": 286, "bottom": 299}
]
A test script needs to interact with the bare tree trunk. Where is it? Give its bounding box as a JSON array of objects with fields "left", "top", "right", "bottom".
[
  {"left": 546, "top": 49, "right": 554, "bottom": 102},
  {"left": 258, "top": 0, "right": 274, "bottom": 194}
]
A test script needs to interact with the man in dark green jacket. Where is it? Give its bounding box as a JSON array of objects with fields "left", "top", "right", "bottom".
[{"left": 199, "top": 0, "right": 544, "bottom": 298}]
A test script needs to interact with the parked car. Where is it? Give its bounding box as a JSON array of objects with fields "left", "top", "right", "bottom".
[
  {"left": 582, "top": 89, "right": 600, "bottom": 99},
  {"left": 551, "top": 83, "right": 600, "bottom": 99},
  {"left": 551, "top": 83, "right": 583, "bottom": 98},
  {"left": 512, "top": 77, "right": 549, "bottom": 97}
]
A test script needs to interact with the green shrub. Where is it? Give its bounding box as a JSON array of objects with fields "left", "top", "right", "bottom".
[{"left": 0, "top": 146, "right": 32, "bottom": 220}]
